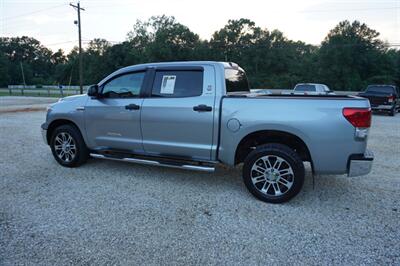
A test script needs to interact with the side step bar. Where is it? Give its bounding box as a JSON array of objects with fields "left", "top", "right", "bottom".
[{"left": 90, "top": 153, "right": 215, "bottom": 172}]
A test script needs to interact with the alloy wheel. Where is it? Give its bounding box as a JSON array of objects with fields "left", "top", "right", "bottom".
[
  {"left": 250, "top": 155, "right": 294, "bottom": 196},
  {"left": 54, "top": 132, "right": 77, "bottom": 163}
]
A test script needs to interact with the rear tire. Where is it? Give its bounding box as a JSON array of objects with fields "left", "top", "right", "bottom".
[
  {"left": 389, "top": 108, "right": 395, "bottom": 116},
  {"left": 242, "top": 143, "right": 305, "bottom": 203},
  {"left": 50, "top": 124, "right": 89, "bottom": 167}
]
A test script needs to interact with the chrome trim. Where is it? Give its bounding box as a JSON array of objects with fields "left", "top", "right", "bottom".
[
  {"left": 41, "top": 128, "right": 48, "bottom": 144},
  {"left": 90, "top": 153, "right": 215, "bottom": 172},
  {"left": 355, "top": 127, "right": 369, "bottom": 139},
  {"left": 364, "top": 149, "right": 374, "bottom": 159},
  {"left": 76, "top": 106, "right": 85, "bottom": 111},
  {"left": 348, "top": 150, "right": 374, "bottom": 177},
  {"left": 372, "top": 105, "right": 393, "bottom": 110}
]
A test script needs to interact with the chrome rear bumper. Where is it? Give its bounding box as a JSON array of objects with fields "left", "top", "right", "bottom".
[
  {"left": 348, "top": 149, "right": 374, "bottom": 177},
  {"left": 371, "top": 105, "right": 393, "bottom": 110}
]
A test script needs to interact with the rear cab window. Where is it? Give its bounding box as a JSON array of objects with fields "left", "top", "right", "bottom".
[
  {"left": 225, "top": 67, "right": 250, "bottom": 94},
  {"left": 294, "top": 84, "right": 316, "bottom": 92},
  {"left": 366, "top": 85, "right": 396, "bottom": 94},
  {"left": 152, "top": 70, "right": 203, "bottom": 97}
]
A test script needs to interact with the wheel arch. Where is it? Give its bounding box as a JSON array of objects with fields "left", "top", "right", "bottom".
[
  {"left": 46, "top": 119, "right": 84, "bottom": 144},
  {"left": 234, "top": 130, "right": 313, "bottom": 169}
]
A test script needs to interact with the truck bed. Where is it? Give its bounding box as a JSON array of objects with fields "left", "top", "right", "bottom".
[{"left": 218, "top": 94, "right": 370, "bottom": 174}]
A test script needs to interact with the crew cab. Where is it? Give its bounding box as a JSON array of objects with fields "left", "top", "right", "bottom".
[
  {"left": 358, "top": 85, "right": 399, "bottom": 116},
  {"left": 41, "top": 61, "right": 374, "bottom": 203}
]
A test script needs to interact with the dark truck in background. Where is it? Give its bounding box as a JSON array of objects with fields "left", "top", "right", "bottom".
[{"left": 358, "top": 85, "right": 399, "bottom": 116}]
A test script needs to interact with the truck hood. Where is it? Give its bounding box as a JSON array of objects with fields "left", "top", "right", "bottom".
[{"left": 58, "top": 94, "right": 88, "bottom": 102}]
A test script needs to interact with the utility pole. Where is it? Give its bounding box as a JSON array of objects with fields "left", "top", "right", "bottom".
[
  {"left": 19, "top": 62, "right": 26, "bottom": 95},
  {"left": 20, "top": 62, "right": 26, "bottom": 88},
  {"left": 70, "top": 2, "right": 85, "bottom": 94}
]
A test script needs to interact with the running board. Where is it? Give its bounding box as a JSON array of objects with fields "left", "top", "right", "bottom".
[{"left": 90, "top": 153, "right": 215, "bottom": 172}]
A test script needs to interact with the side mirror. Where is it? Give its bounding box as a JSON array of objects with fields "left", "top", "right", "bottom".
[{"left": 87, "top": 84, "right": 99, "bottom": 97}]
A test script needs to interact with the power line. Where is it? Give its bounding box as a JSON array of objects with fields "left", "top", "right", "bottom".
[
  {"left": 82, "top": 39, "right": 122, "bottom": 44},
  {"left": 0, "top": 4, "right": 66, "bottom": 21},
  {"left": 302, "top": 6, "right": 400, "bottom": 13},
  {"left": 45, "top": 40, "right": 78, "bottom": 46}
]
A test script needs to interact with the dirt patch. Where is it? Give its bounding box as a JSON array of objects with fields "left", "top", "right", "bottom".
[{"left": 0, "top": 107, "right": 46, "bottom": 114}]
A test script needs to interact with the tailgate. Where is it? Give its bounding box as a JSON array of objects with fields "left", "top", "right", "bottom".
[
  {"left": 368, "top": 96, "right": 388, "bottom": 106},
  {"left": 360, "top": 94, "right": 391, "bottom": 106}
]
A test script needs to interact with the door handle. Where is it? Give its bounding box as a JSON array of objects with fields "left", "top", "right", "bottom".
[
  {"left": 125, "top": 103, "right": 140, "bottom": 110},
  {"left": 193, "top": 104, "right": 212, "bottom": 112}
]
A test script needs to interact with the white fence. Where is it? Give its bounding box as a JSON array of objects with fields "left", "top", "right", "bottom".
[
  {"left": 8, "top": 85, "right": 87, "bottom": 90},
  {"left": 2, "top": 85, "right": 90, "bottom": 96}
]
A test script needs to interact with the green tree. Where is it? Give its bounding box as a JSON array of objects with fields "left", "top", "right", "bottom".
[
  {"left": 209, "top": 18, "right": 261, "bottom": 61},
  {"left": 0, "top": 17, "right": 397, "bottom": 90},
  {"left": 0, "top": 53, "right": 10, "bottom": 86},
  {"left": 0, "top": 36, "right": 53, "bottom": 84},
  {"left": 209, "top": 19, "right": 316, "bottom": 88},
  {"left": 127, "top": 15, "right": 200, "bottom": 62},
  {"left": 318, "top": 20, "right": 393, "bottom": 90},
  {"left": 83, "top": 39, "right": 112, "bottom": 84}
]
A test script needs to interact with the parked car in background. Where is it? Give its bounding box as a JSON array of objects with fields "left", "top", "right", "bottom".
[
  {"left": 358, "top": 85, "right": 399, "bottom": 116},
  {"left": 41, "top": 61, "right": 373, "bottom": 203},
  {"left": 250, "top": 89, "right": 272, "bottom": 95},
  {"left": 293, "top": 83, "right": 335, "bottom": 95}
]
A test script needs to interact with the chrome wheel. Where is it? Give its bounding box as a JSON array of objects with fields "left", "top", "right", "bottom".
[
  {"left": 250, "top": 155, "right": 294, "bottom": 197},
  {"left": 54, "top": 132, "right": 76, "bottom": 162}
]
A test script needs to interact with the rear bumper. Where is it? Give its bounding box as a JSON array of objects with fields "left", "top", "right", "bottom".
[
  {"left": 347, "top": 149, "right": 374, "bottom": 177},
  {"left": 371, "top": 104, "right": 393, "bottom": 110}
]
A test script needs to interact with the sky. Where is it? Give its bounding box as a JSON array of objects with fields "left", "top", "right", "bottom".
[{"left": 0, "top": 0, "right": 399, "bottom": 52}]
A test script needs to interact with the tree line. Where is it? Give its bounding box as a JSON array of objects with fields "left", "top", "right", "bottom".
[{"left": 0, "top": 16, "right": 399, "bottom": 91}]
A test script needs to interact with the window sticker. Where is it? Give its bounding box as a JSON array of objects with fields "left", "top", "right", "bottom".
[{"left": 160, "top": 75, "right": 176, "bottom": 94}]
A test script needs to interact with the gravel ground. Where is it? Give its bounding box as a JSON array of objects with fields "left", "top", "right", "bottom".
[{"left": 0, "top": 110, "right": 399, "bottom": 265}]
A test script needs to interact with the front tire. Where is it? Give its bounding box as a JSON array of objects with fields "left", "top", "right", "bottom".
[
  {"left": 242, "top": 143, "right": 305, "bottom": 203},
  {"left": 50, "top": 124, "right": 89, "bottom": 167}
]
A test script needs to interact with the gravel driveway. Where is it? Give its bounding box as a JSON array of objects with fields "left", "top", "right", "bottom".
[{"left": 0, "top": 110, "right": 399, "bottom": 265}]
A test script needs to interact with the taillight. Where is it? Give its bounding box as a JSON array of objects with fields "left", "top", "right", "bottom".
[
  {"left": 388, "top": 95, "right": 394, "bottom": 103},
  {"left": 343, "top": 108, "right": 371, "bottom": 128}
]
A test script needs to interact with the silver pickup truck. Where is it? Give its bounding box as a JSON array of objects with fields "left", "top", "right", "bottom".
[{"left": 41, "top": 61, "right": 374, "bottom": 203}]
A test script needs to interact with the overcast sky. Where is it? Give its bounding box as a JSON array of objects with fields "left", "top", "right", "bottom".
[{"left": 0, "top": 0, "right": 399, "bottom": 52}]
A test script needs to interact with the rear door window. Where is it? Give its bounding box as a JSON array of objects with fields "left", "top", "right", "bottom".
[{"left": 152, "top": 70, "right": 203, "bottom": 97}]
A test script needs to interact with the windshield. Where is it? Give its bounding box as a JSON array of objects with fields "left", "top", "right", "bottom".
[
  {"left": 366, "top": 85, "right": 395, "bottom": 94},
  {"left": 225, "top": 68, "right": 250, "bottom": 93},
  {"left": 294, "top": 84, "right": 316, "bottom": 92}
]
